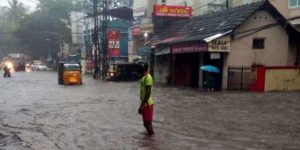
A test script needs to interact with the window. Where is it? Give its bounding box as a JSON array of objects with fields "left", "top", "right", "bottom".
[
  {"left": 289, "top": 0, "right": 300, "bottom": 8},
  {"left": 253, "top": 38, "right": 265, "bottom": 49}
]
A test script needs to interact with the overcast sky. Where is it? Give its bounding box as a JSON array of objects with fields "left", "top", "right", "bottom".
[{"left": 0, "top": 0, "right": 38, "bottom": 10}]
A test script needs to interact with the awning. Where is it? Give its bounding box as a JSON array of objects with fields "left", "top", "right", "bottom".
[
  {"left": 155, "top": 48, "right": 170, "bottom": 56},
  {"left": 171, "top": 30, "right": 233, "bottom": 44},
  {"left": 152, "top": 37, "right": 183, "bottom": 46},
  {"left": 203, "top": 30, "right": 232, "bottom": 42}
]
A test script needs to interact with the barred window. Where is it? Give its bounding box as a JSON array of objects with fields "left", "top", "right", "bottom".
[{"left": 252, "top": 38, "right": 265, "bottom": 49}]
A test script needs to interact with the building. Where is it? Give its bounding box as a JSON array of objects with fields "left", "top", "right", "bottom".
[
  {"left": 231, "top": 0, "right": 300, "bottom": 31},
  {"left": 71, "top": 12, "right": 85, "bottom": 46},
  {"left": 153, "top": 1, "right": 300, "bottom": 90},
  {"left": 70, "top": 11, "right": 87, "bottom": 73},
  {"left": 70, "top": 8, "right": 132, "bottom": 73},
  {"left": 132, "top": 0, "right": 193, "bottom": 61},
  {"left": 193, "top": 0, "right": 229, "bottom": 16}
]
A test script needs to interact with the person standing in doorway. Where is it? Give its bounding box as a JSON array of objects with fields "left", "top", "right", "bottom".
[
  {"left": 205, "top": 72, "right": 215, "bottom": 92},
  {"left": 138, "top": 62, "right": 154, "bottom": 135}
]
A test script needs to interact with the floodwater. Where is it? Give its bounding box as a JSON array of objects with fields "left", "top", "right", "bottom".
[{"left": 0, "top": 71, "right": 299, "bottom": 150}]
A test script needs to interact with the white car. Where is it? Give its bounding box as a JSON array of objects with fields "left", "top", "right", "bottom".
[{"left": 31, "top": 63, "right": 47, "bottom": 71}]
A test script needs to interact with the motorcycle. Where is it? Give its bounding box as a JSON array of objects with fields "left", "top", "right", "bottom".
[{"left": 3, "top": 66, "right": 11, "bottom": 78}]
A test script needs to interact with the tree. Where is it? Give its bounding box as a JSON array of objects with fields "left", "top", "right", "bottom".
[
  {"left": 0, "top": 1, "right": 27, "bottom": 57},
  {"left": 7, "top": 0, "right": 27, "bottom": 25},
  {"left": 17, "top": 0, "right": 73, "bottom": 60}
]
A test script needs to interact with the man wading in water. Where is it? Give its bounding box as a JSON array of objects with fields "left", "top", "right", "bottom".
[{"left": 138, "top": 62, "right": 154, "bottom": 135}]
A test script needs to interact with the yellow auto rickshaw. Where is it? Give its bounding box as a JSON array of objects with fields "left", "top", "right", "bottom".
[{"left": 58, "top": 63, "right": 82, "bottom": 85}]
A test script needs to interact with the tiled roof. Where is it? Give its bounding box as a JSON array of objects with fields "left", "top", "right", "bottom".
[
  {"left": 154, "top": 0, "right": 276, "bottom": 45},
  {"left": 175, "top": 1, "right": 267, "bottom": 43}
]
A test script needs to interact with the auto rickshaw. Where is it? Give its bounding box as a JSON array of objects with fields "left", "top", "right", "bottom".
[
  {"left": 58, "top": 62, "right": 82, "bottom": 85},
  {"left": 106, "top": 62, "right": 140, "bottom": 81}
]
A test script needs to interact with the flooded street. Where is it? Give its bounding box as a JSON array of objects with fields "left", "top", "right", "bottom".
[{"left": 0, "top": 71, "right": 299, "bottom": 150}]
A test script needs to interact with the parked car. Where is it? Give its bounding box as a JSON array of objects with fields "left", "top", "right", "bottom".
[{"left": 31, "top": 63, "right": 47, "bottom": 71}]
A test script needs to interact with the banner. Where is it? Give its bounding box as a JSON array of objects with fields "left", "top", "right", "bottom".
[
  {"left": 108, "top": 30, "right": 120, "bottom": 57},
  {"left": 154, "top": 5, "right": 192, "bottom": 18}
]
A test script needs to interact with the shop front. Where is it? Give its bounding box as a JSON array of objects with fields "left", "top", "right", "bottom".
[
  {"left": 203, "top": 36, "right": 230, "bottom": 90},
  {"left": 171, "top": 42, "right": 207, "bottom": 88},
  {"left": 155, "top": 46, "right": 171, "bottom": 84},
  {"left": 170, "top": 36, "right": 230, "bottom": 89}
]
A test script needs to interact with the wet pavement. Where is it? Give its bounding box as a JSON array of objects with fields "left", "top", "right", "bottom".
[{"left": 0, "top": 71, "right": 299, "bottom": 150}]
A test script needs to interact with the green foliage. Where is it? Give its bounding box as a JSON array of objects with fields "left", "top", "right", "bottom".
[
  {"left": 16, "top": 0, "right": 75, "bottom": 59},
  {"left": 0, "top": 1, "right": 26, "bottom": 57},
  {"left": 0, "top": 0, "right": 82, "bottom": 59}
]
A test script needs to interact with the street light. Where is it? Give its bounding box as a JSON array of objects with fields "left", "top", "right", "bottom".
[
  {"left": 143, "top": 32, "right": 149, "bottom": 45},
  {"left": 144, "top": 32, "right": 148, "bottom": 38}
]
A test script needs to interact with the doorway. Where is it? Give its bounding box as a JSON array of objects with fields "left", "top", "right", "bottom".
[
  {"left": 173, "top": 53, "right": 200, "bottom": 87},
  {"left": 203, "top": 52, "right": 224, "bottom": 90}
]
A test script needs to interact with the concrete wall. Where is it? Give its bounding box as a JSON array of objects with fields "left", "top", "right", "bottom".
[
  {"left": 193, "top": 0, "right": 226, "bottom": 16},
  {"left": 288, "top": 41, "right": 298, "bottom": 65},
  {"left": 222, "top": 53, "right": 229, "bottom": 89},
  {"left": 231, "top": 0, "right": 300, "bottom": 26},
  {"left": 270, "top": 0, "right": 300, "bottom": 29},
  {"left": 156, "top": 0, "right": 193, "bottom": 5},
  {"left": 268, "top": 0, "right": 300, "bottom": 19},
  {"left": 265, "top": 68, "right": 300, "bottom": 91},
  {"left": 229, "top": 11, "right": 290, "bottom": 67}
]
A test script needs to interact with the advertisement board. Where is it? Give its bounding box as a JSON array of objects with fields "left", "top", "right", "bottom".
[
  {"left": 108, "top": 30, "right": 120, "bottom": 57},
  {"left": 154, "top": 5, "right": 192, "bottom": 18}
]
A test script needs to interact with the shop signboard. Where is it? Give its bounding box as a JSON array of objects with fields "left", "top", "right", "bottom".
[
  {"left": 154, "top": 5, "right": 192, "bottom": 18},
  {"left": 134, "top": 7, "right": 146, "bottom": 17},
  {"left": 172, "top": 43, "right": 207, "bottom": 54},
  {"left": 108, "top": 30, "right": 120, "bottom": 57},
  {"left": 133, "top": 1, "right": 147, "bottom": 17},
  {"left": 208, "top": 37, "right": 230, "bottom": 52}
]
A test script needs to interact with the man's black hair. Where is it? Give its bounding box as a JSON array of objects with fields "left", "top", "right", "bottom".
[
  {"left": 140, "top": 63, "right": 148, "bottom": 72},
  {"left": 137, "top": 61, "right": 148, "bottom": 73}
]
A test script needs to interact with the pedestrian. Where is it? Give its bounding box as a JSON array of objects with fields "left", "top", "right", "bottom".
[
  {"left": 205, "top": 72, "right": 215, "bottom": 92},
  {"left": 137, "top": 62, "right": 154, "bottom": 135}
]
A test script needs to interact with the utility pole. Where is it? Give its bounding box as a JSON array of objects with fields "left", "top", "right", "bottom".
[
  {"left": 93, "top": 0, "right": 100, "bottom": 79},
  {"left": 101, "top": 0, "right": 108, "bottom": 80},
  {"left": 226, "top": 0, "right": 229, "bottom": 10}
]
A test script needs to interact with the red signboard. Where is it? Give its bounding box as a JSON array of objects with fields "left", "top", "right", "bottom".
[
  {"left": 172, "top": 43, "right": 208, "bottom": 54},
  {"left": 154, "top": 5, "right": 192, "bottom": 17},
  {"left": 108, "top": 30, "right": 120, "bottom": 57}
]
